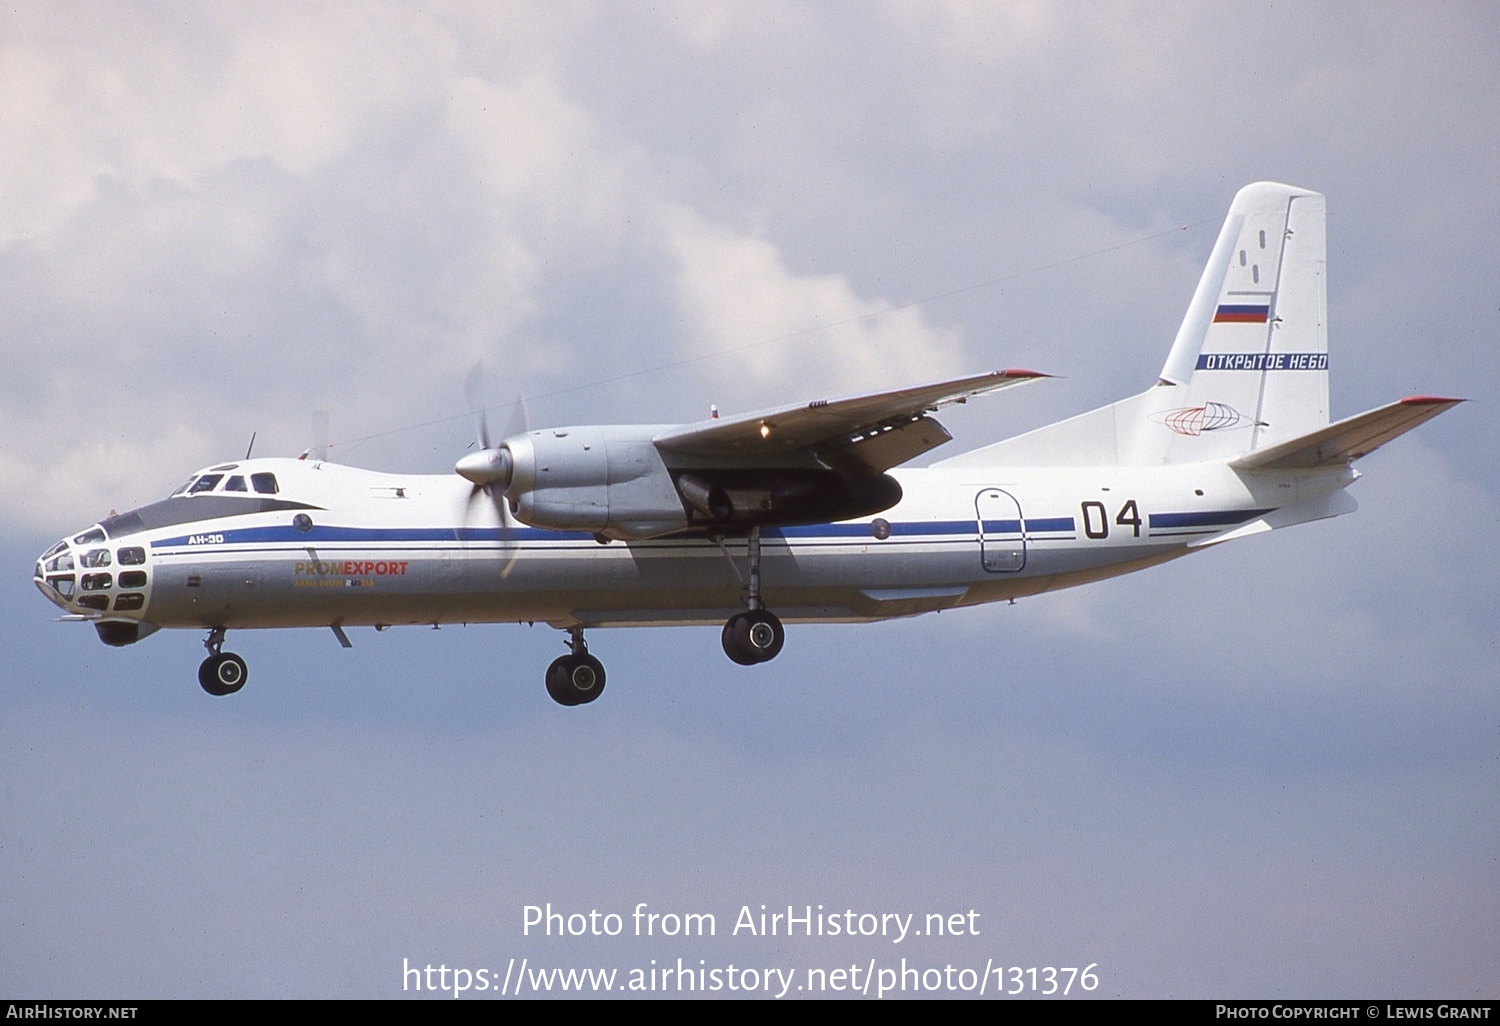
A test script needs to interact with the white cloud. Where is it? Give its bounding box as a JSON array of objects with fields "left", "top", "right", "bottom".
[{"left": 660, "top": 203, "right": 965, "bottom": 407}]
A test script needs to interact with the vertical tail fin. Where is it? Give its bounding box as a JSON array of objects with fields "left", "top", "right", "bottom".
[
  {"left": 1147, "top": 181, "right": 1329, "bottom": 461},
  {"left": 939, "top": 182, "right": 1331, "bottom": 468}
]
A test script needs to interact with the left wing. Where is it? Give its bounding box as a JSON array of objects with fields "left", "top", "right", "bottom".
[{"left": 653, "top": 369, "right": 1046, "bottom": 474}]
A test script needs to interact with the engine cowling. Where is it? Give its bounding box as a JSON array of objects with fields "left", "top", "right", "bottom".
[{"left": 504, "top": 426, "right": 692, "bottom": 539}]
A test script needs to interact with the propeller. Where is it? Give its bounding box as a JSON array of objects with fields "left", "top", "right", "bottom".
[
  {"left": 298, "top": 409, "right": 331, "bottom": 462},
  {"left": 457, "top": 364, "right": 529, "bottom": 525},
  {"left": 458, "top": 365, "right": 532, "bottom": 579}
]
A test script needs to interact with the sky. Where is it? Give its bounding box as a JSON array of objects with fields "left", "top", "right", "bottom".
[{"left": 2, "top": 0, "right": 1497, "bottom": 1000}]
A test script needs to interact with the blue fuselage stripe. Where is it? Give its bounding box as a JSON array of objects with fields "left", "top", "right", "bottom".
[
  {"left": 153, "top": 510, "right": 1263, "bottom": 549},
  {"left": 1148, "top": 508, "right": 1272, "bottom": 529}
]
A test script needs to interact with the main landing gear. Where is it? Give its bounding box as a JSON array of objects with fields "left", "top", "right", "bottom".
[
  {"left": 198, "top": 627, "right": 247, "bottom": 696},
  {"left": 546, "top": 626, "right": 606, "bottom": 706},
  {"left": 720, "top": 526, "right": 786, "bottom": 666}
]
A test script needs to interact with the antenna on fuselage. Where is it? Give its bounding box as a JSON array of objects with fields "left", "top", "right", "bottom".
[{"left": 245, "top": 432, "right": 257, "bottom": 459}]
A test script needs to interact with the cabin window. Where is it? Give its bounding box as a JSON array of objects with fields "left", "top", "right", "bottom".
[
  {"left": 188, "top": 475, "right": 223, "bottom": 494},
  {"left": 119, "top": 571, "right": 148, "bottom": 588},
  {"left": 77, "top": 594, "right": 109, "bottom": 611},
  {"left": 80, "top": 572, "right": 112, "bottom": 591},
  {"left": 117, "top": 547, "right": 146, "bottom": 566},
  {"left": 252, "top": 473, "right": 279, "bottom": 494}
]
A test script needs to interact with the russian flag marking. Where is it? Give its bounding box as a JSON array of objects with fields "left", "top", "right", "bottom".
[{"left": 1214, "top": 303, "right": 1269, "bottom": 323}]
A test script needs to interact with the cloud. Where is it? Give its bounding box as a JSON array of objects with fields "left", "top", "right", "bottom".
[{"left": 659, "top": 203, "right": 966, "bottom": 406}]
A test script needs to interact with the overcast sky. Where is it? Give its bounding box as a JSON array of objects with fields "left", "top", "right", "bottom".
[{"left": 2, "top": 1, "right": 1496, "bottom": 999}]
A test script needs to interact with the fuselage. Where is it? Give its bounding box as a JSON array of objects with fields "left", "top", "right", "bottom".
[{"left": 34, "top": 452, "right": 1356, "bottom": 644}]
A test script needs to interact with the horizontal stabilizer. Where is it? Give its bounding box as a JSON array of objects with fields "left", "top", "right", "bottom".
[
  {"left": 1230, "top": 396, "right": 1464, "bottom": 470},
  {"left": 1187, "top": 489, "right": 1358, "bottom": 548}
]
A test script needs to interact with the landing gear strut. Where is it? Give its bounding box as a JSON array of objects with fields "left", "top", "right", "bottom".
[
  {"left": 198, "top": 628, "right": 248, "bottom": 696},
  {"left": 721, "top": 526, "right": 785, "bottom": 665},
  {"left": 546, "top": 626, "right": 606, "bottom": 706}
]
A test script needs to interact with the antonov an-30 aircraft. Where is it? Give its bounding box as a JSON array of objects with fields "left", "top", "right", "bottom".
[{"left": 35, "top": 183, "right": 1460, "bottom": 705}]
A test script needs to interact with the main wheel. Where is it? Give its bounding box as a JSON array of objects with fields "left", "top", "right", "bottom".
[
  {"left": 722, "top": 614, "right": 758, "bottom": 665},
  {"left": 722, "top": 609, "right": 785, "bottom": 665},
  {"left": 545, "top": 653, "right": 606, "bottom": 706},
  {"left": 198, "top": 652, "right": 248, "bottom": 696}
]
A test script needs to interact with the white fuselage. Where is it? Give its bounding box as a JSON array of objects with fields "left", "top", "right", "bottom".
[{"left": 35, "top": 454, "right": 1354, "bottom": 637}]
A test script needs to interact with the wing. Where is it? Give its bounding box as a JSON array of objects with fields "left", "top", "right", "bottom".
[{"left": 653, "top": 369, "right": 1047, "bottom": 474}]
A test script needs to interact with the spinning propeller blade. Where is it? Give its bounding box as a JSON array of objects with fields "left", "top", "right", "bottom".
[{"left": 457, "top": 365, "right": 522, "bottom": 521}]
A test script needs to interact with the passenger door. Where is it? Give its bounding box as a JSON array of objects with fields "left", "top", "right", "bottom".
[{"left": 976, "top": 488, "right": 1025, "bottom": 573}]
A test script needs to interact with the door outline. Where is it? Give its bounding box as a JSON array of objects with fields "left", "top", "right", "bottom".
[{"left": 976, "top": 488, "right": 1026, "bottom": 573}]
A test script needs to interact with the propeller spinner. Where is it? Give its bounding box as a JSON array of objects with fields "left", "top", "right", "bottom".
[{"left": 455, "top": 446, "right": 512, "bottom": 488}]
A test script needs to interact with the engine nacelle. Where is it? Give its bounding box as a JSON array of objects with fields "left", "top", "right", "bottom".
[
  {"left": 498, "top": 425, "right": 905, "bottom": 539},
  {"left": 504, "top": 426, "right": 691, "bottom": 539}
]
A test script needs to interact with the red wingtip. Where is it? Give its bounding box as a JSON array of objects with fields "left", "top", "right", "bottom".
[
  {"left": 1399, "top": 395, "right": 1466, "bottom": 405},
  {"left": 1001, "top": 368, "right": 1051, "bottom": 378}
]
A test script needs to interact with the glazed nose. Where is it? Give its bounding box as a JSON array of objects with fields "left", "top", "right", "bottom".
[{"left": 34, "top": 539, "right": 76, "bottom": 610}]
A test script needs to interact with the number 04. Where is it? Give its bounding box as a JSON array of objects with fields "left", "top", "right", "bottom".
[{"left": 1080, "top": 499, "right": 1142, "bottom": 540}]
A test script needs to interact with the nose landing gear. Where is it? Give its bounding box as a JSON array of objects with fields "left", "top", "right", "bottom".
[
  {"left": 546, "top": 626, "right": 606, "bottom": 706},
  {"left": 198, "top": 628, "right": 247, "bottom": 696}
]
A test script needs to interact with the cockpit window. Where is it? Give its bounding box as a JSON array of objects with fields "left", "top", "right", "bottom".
[
  {"left": 73, "top": 527, "right": 106, "bottom": 545},
  {"left": 80, "top": 548, "right": 112, "bottom": 568},
  {"left": 187, "top": 474, "right": 223, "bottom": 494},
  {"left": 171, "top": 478, "right": 196, "bottom": 497},
  {"left": 41, "top": 541, "right": 67, "bottom": 562},
  {"left": 224, "top": 475, "right": 247, "bottom": 492},
  {"left": 117, "top": 547, "right": 147, "bottom": 565},
  {"left": 251, "top": 473, "right": 279, "bottom": 495}
]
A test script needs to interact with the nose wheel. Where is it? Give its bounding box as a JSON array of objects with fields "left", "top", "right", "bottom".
[
  {"left": 719, "top": 526, "right": 786, "bottom": 665},
  {"left": 546, "top": 627, "right": 606, "bottom": 706},
  {"left": 198, "top": 628, "right": 248, "bottom": 696}
]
